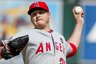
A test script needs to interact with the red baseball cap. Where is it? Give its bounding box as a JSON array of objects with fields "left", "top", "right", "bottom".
[{"left": 28, "top": 1, "right": 49, "bottom": 15}]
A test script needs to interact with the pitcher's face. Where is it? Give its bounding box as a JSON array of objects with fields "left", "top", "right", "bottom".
[{"left": 30, "top": 9, "right": 50, "bottom": 29}]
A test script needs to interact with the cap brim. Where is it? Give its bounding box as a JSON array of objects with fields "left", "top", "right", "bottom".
[{"left": 28, "top": 7, "right": 48, "bottom": 15}]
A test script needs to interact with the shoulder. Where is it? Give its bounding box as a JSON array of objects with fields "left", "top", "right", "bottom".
[
  {"left": 53, "top": 31, "right": 65, "bottom": 38},
  {"left": 11, "top": 29, "right": 36, "bottom": 39},
  {"left": 53, "top": 31, "right": 66, "bottom": 41}
]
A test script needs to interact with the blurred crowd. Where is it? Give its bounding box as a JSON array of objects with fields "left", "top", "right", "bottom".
[{"left": 0, "top": 15, "right": 33, "bottom": 41}]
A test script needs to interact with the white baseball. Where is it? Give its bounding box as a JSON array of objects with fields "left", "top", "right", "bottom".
[{"left": 73, "top": 6, "right": 83, "bottom": 14}]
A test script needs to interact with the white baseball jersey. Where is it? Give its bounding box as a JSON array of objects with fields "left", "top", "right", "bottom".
[{"left": 11, "top": 29, "right": 73, "bottom": 64}]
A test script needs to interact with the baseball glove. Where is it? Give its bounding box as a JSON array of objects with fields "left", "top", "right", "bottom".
[{"left": 1, "top": 35, "right": 29, "bottom": 60}]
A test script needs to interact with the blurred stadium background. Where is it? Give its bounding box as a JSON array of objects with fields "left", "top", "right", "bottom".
[{"left": 0, "top": 0, "right": 96, "bottom": 64}]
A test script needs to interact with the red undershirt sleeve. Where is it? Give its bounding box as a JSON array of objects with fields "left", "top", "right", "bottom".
[{"left": 66, "top": 43, "right": 77, "bottom": 58}]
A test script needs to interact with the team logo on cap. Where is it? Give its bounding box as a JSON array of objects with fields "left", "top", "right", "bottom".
[{"left": 34, "top": 2, "right": 39, "bottom": 7}]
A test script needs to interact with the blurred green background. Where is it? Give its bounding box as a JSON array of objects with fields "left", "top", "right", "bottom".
[{"left": 64, "top": 0, "right": 80, "bottom": 64}]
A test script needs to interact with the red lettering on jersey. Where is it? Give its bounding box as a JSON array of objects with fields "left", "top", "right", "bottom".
[
  {"left": 60, "top": 58, "right": 66, "bottom": 64},
  {"left": 36, "top": 41, "right": 64, "bottom": 54},
  {"left": 46, "top": 42, "right": 51, "bottom": 51},
  {"left": 36, "top": 42, "right": 43, "bottom": 54},
  {"left": 55, "top": 42, "right": 64, "bottom": 52}
]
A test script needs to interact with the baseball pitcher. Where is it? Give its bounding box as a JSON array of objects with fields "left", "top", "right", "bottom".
[{"left": 0, "top": 1, "right": 84, "bottom": 64}]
